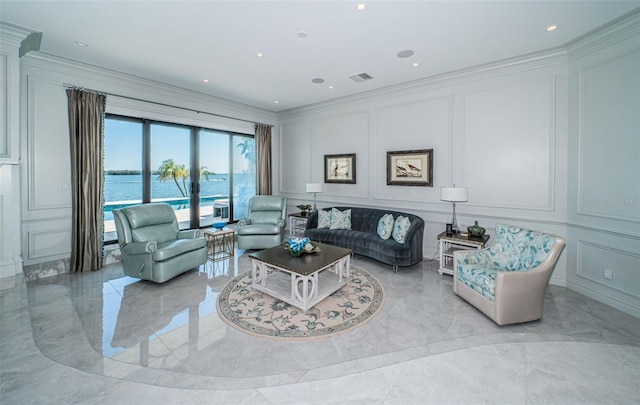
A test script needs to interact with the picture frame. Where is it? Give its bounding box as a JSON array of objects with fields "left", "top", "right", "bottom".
[
  {"left": 324, "top": 153, "right": 356, "bottom": 184},
  {"left": 386, "top": 149, "right": 433, "bottom": 186}
]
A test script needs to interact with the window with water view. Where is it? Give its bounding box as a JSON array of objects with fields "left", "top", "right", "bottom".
[{"left": 103, "top": 115, "right": 257, "bottom": 242}]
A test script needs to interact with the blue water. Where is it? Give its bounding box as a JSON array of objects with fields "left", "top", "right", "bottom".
[{"left": 104, "top": 174, "right": 253, "bottom": 220}]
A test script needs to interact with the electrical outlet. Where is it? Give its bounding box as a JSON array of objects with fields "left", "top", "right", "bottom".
[{"left": 604, "top": 268, "right": 613, "bottom": 280}]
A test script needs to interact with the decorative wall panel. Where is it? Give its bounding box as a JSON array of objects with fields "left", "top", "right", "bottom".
[
  {"left": 462, "top": 79, "right": 555, "bottom": 210},
  {"left": 0, "top": 54, "right": 7, "bottom": 157},
  {"left": 577, "top": 51, "right": 640, "bottom": 221},
  {"left": 28, "top": 228, "right": 72, "bottom": 260},
  {"left": 374, "top": 97, "right": 451, "bottom": 202},
  {"left": 577, "top": 240, "right": 640, "bottom": 299},
  {"left": 279, "top": 122, "right": 312, "bottom": 194},
  {"left": 28, "top": 76, "right": 71, "bottom": 210},
  {"left": 315, "top": 111, "right": 369, "bottom": 199}
]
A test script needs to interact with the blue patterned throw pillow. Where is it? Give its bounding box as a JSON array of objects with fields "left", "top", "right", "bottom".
[
  {"left": 377, "top": 213, "right": 394, "bottom": 240},
  {"left": 392, "top": 216, "right": 411, "bottom": 243},
  {"left": 330, "top": 208, "right": 352, "bottom": 230},
  {"left": 317, "top": 209, "right": 331, "bottom": 229}
]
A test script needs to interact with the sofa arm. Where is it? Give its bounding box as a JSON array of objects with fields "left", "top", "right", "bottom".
[
  {"left": 277, "top": 219, "right": 285, "bottom": 228},
  {"left": 238, "top": 219, "right": 251, "bottom": 226},
  {"left": 122, "top": 241, "right": 157, "bottom": 255},
  {"left": 178, "top": 229, "right": 202, "bottom": 239},
  {"left": 306, "top": 211, "right": 319, "bottom": 229}
]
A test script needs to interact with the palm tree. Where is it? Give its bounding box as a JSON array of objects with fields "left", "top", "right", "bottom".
[
  {"left": 157, "top": 159, "right": 188, "bottom": 197},
  {"left": 157, "top": 159, "right": 211, "bottom": 198}
]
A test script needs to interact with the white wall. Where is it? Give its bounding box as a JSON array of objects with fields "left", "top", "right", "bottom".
[
  {"left": 19, "top": 53, "right": 277, "bottom": 267},
  {"left": 0, "top": 23, "right": 28, "bottom": 289},
  {"left": 276, "top": 13, "right": 640, "bottom": 317},
  {"left": 278, "top": 51, "right": 570, "bottom": 286},
  {"left": 565, "top": 14, "right": 640, "bottom": 316}
]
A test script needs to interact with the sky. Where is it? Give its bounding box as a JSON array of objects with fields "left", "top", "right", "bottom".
[{"left": 104, "top": 119, "right": 231, "bottom": 173}]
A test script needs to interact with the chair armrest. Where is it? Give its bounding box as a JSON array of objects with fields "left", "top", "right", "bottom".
[
  {"left": 178, "top": 229, "right": 202, "bottom": 239},
  {"left": 493, "top": 263, "right": 554, "bottom": 325},
  {"left": 238, "top": 219, "right": 251, "bottom": 226},
  {"left": 122, "top": 241, "right": 157, "bottom": 254}
]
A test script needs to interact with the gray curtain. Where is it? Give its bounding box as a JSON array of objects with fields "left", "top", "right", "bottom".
[
  {"left": 256, "top": 123, "right": 272, "bottom": 195},
  {"left": 66, "top": 88, "right": 106, "bottom": 273}
]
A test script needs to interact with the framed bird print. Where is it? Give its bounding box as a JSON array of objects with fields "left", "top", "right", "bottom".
[
  {"left": 386, "top": 149, "right": 433, "bottom": 186},
  {"left": 324, "top": 153, "right": 356, "bottom": 184}
]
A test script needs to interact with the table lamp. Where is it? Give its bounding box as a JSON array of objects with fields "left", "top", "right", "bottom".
[
  {"left": 440, "top": 185, "right": 468, "bottom": 234},
  {"left": 306, "top": 183, "right": 323, "bottom": 211}
]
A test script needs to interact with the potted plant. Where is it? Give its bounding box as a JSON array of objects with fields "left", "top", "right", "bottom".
[{"left": 296, "top": 204, "right": 312, "bottom": 216}]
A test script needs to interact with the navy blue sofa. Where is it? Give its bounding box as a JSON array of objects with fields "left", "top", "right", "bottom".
[{"left": 305, "top": 207, "right": 424, "bottom": 272}]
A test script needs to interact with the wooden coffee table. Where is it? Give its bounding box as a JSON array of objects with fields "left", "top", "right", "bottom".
[{"left": 248, "top": 242, "right": 352, "bottom": 313}]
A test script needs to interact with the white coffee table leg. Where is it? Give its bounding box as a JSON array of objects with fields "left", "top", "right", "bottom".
[
  {"left": 335, "top": 254, "right": 351, "bottom": 281},
  {"left": 252, "top": 260, "right": 268, "bottom": 286},
  {"left": 291, "top": 272, "right": 318, "bottom": 313}
]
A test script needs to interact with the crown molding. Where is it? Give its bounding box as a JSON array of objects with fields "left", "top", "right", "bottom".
[
  {"left": 21, "top": 51, "right": 277, "bottom": 125},
  {"left": 566, "top": 8, "right": 640, "bottom": 60},
  {"left": 0, "top": 21, "right": 33, "bottom": 48},
  {"left": 280, "top": 47, "right": 568, "bottom": 116}
]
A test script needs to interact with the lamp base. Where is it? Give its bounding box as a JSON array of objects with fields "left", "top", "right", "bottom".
[{"left": 451, "top": 202, "right": 460, "bottom": 234}]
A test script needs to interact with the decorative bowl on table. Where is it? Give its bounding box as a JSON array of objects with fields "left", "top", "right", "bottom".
[
  {"left": 212, "top": 221, "right": 227, "bottom": 230},
  {"left": 283, "top": 237, "right": 321, "bottom": 256}
]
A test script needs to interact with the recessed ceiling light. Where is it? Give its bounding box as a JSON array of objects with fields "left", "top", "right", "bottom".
[
  {"left": 202, "top": 79, "right": 209, "bottom": 83},
  {"left": 297, "top": 31, "right": 308, "bottom": 38},
  {"left": 75, "top": 41, "right": 88, "bottom": 47},
  {"left": 256, "top": 52, "right": 264, "bottom": 58},
  {"left": 274, "top": 101, "right": 279, "bottom": 104},
  {"left": 328, "top": 85, "right": 334, "bottom": 89},
  {"left": 356, "top": 3, "right": 367, "bottom": 11},
  {"left": 397, "top": 50, "right": 414, "bottom": 58},
  {"left": 311, "top": 78, "right": 325, "bottom": 84},
  {"left": 412, "top": 63, "right": 420, "bottom": 68},
  {"left": 546, "top": 25, "right": 559, "bottom": 32}
]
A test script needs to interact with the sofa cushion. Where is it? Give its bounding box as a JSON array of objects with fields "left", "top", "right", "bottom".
[
  {"left": 153, "top": 238, "right": 207, "bottom": 262},
  {"left": 330, "top": 208, "right": 352, "bottom": 230},
  {"left": 318, "top": 209, "right": 331, "bottom": 229},
  {"left": 237, "top": 224, "right": 282, "bottom": 236},
  {"left": 392, "top": 216, "right": 411, "bottom": 243},
  {"left": 457, "top": 264, "right": 498, "bottom": 301},
  {"left": 488, "top": 224, "right": 556, "bottom": 271},
  {"left": 377, "top": 213, "right": 394, "bottom": 240}
]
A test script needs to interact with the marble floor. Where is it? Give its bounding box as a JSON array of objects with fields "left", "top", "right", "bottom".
[{"left": 1, "top": 252, "right": 639, "bottom": 404}]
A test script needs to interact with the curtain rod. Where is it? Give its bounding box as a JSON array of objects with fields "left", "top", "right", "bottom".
[{"left": 63, "top": 84, "right": 273, "bottom": 128}]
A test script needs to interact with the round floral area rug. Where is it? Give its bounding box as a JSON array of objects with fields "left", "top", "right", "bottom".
[{"left": 216, "top": 266, "right": 385, "bottom": 340}]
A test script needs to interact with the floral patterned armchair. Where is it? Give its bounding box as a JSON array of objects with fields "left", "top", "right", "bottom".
[{"left": 453, "top": 224, "right": 565, "bottom": 326}]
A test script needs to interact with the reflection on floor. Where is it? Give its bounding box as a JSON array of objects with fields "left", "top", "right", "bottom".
[{"left": 1, "top": 252, "right": 639, "bottom": 404}]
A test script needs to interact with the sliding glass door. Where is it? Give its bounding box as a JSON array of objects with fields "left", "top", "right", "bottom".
[
  {"left": 199, "top": 129, "right": 230, "bottom": 227},
  {"left": 150, "top": 123, "right": 192, "bottom": 230},
  {"left": 103, "top": 114, "right": 257, "bottom": 242},
  {"left": 103, "top": 119, "right": 143, "bottom": 241},
  {"left": 232, "top": 135, "right": 257, "bottom": 221}
]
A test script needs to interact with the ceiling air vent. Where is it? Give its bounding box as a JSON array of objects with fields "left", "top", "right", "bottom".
[{"left": 349, "top": 72, "right": 373, "bottom": 83}]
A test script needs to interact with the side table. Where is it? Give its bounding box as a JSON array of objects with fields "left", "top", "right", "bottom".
[
  {"left": 437, "top": 231, "right": 490, "bottom": 275},
  {"left": 204, "top": 228, "right": 235, "bottom": 261},
  {"left": 288, "top": 212, "right": 309, "bottom": 238}
]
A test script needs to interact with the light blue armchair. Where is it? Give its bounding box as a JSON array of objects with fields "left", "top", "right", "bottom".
[
  {"left": 236, "top": 195, "right": 287, "bottom": 250},
  {"left": 113, "top": 203, "right": 208, "bottom": 283},
  {"left": 453, "top": 224, "right": 565, "bottom": 326}
]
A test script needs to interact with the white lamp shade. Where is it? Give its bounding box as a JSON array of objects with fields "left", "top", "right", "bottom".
[
  {"left": 306, "top": 183, "right": 323, "bottom": 193},
  {"left": 440, "top": 187, "right": 468, "bottom": 202}
]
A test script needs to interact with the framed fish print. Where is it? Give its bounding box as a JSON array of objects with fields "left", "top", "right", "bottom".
[{"left": 386, "top": 149, "right": 433, "bottom": 186}]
